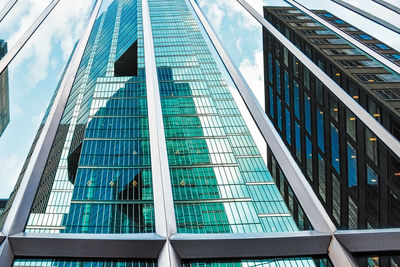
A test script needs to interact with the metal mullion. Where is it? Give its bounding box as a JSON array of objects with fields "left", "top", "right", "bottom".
[
  {"left": 0, "top": 0, "right": 61, "bottom": 75},
  {"left": 331, "top": 0, "right": 400, "bottom": 34},
  {"left": 0, "top": 239, "right": 13, "bottom": 267},
  {"left": 142, "top": 0, "right": 180, "bottom": 266},
  {"left": 288, "top": 0, "right": 400, "bottom": 75},
  {"left": 1, "top": 0, "right": 102, "bottom": 237},
  {"left": 372, "top": 0, "right": 400, "bottom": 14},
  {"left": 9, "top": 233, "right": 165, "bottom": 259},
  {"left": 171, "top": 231, "right": 331, "bottom": 258},
  {"left": 188, "top": 0, "right": 358, "bottom": 266},
  {"left": 0, "top": 0, "right": 17, "bottom": 23}
]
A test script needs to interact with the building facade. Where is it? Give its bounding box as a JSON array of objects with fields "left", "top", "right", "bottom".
[
  {"left": 264, "top": 6, "right": 400, "bottom": 230},
  {"left": 0, "top": 40, "right": 9, "bottom": 137},
  {"left": 1, "top": 0, "right": 400, "bottom": 266}
]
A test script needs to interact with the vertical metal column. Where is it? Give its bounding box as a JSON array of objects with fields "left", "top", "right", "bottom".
[
  {"left": 141, "top": 0, "right": 180, "bottom": 266},
  {"left": 0, "top": 0, "right": 18, "bottom": 23}
]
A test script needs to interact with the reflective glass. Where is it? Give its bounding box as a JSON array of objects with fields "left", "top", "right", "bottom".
[
  {"left": 184, "top": 258, "right": 333, "bottom": 267},
  {"left": 21, "top": 0, "right": 155, "bottom": 233},
  {"left": 13, "top": 259, "right": 156, "bottom": 267}
]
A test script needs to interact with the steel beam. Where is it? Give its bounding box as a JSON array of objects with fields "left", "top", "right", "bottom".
[
  {"left": 335, "top": 229, "right": 400, "bottom": 253},
  {"left": 1, "top": 0, "right": 102, "bottom": 236},
  {"left": 373, "top": 0, "right": 400, "bottom": 14},
  {"left": 0, "top": 239, "right": 13, "bottom": 267},
  {"left": 0, "top": 0, "right": 61, "bottom": 75},
  {"left": 0, "top": 0, "right": 18, "bottom": 23},
  {"left": 332, "top": 0, "right": 400, "bottom": 34},
  {"left": 288, "top": 0, "right": 400, "bottom": 75},
  {"left": 9, "top": 233, "right": 165, "bottom": 259},
  {"left": 171, "top": 231, "right": 331, "bottom": 259},
  {"left": 142, "top": 0, "right": 180, "bottom": 266}
]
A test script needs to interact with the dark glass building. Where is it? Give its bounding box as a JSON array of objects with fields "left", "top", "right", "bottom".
[
  {"left": 0, "top": 40, "right": 9, "bottom": 137},
  {"left": 263, "top": 6, "right": 400, "bottom": 230}
]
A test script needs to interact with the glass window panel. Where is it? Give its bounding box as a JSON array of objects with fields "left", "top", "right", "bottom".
[{"left": 330, "top": 123, "right": 340, "bottom": 173}]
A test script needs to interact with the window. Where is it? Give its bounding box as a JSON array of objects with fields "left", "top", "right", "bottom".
[
  {"left": 268, "top": 53, "right": 273, "bottom": 83},
  {"left": 306, "top": 136, "right": 313, "bottom": 180},
  {"left": 354, "top": 73, "right": 400, "bottom": 83},
  {"left": 295, "top": 122, "right": 301, "bottom": 162},
  {"left": 368, "top": 97, "right": 381, "bottom": 123},
  {"left": 333, "top": 19, "right": 345, "bottom": 24},
  {"left": 318, "top": 154, "right": 326, "bottom": 202},
  {"left": 275, "top": 60, "right": 281, "bottom": 93},
  {"left": 285, "top": 109, "right": 291, "bottom": 145},
  {"left": 277, "top": 98, "right": 282, "bottom": 131},
  {"left": 322, "top": 48, "right": 362, "bottom": 56},
  {"left": 346, "top": 110, "right": 356, "bottom": 141},
  {"left": 303, "top": 68, "right": 310, "bottom": 90},
  {"left": 348, "top": 197, "right": 358, "bottom": 229},
  {"left": 269, "top": 86, "right": 274, "bottom": 119},
  {"left": 317, "top": 107, "right": 324, "bottom": 152},
  {"left": 315, "top": 79, "right": 324, "bottom": 105},
  {"left": 388, "top": 54, "right": 400, "bottom": 60},
  {"left": 284, "top": 71, "right": 290, "bottom": 106},
  {"left": 358, "top": 34, "right": 373, "bottom": 40},
  {"left": 323, "top": 13, "right": 334, "bottom": 18},
  {"left": 374, "top": 89, "right": 400, "bottom": 101},
  {"left": 337, "top": 59, "right": 382, "bottom": 68},
  {"left": 299, "top": 29, "right": 332, "bottom": 35},
  {"left": 294, "top": 81, "right": 300, "bottom": 119},
  {"left": 342, "top": 26, "right": 358, "bottom": 32},
  {"left": 329, "top": 93, "right": 339, "bottom": 122},
  {"left": 289, "top": 22, "right": 320, "bottom": 27},
  {"left": 332, "top": 174, "right": 341, "bottom": 224},
  {"left": 375, "top": 43, "right": 390, "bottom": 50},
  {"left": 347, "top": 143, "right": 357, "bottom": 187},
  {"left": 331, "top": 123, "right": 340, "bottom": 173},
  {"left": 287, "top": 9, "right": 301, "bottom": 14},
  {"left": 310, "top": 38, "right": 347, "bottom": 45},
  {"left": 304, "top": 92, "right": 311, "bottom": 134},
  {"left": 365, "top": 128, "right": 378, "bottom": 165}
]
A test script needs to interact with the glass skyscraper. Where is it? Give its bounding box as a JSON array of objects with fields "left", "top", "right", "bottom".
[{"left": 1, "top": 0, "right": 400, "bottom": 266}]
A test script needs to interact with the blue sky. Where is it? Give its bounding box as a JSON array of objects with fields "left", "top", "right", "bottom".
[
  {"left": 0, "top": 0, "right": 94, "bottom": 198},
  {"left": 0, "top": 0, "right": 399, "bottom": 198}
]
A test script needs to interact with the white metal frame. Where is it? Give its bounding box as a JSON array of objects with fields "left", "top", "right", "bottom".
[{"left": 0, "top": 0, "right": 399, "bottom": 266}]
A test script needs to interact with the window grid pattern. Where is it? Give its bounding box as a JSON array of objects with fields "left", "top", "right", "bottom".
[
  {"left": 24, "top": 0, "right": 155, "bottom": 234},
  {"left": 148, "top": 0, "right": 302, "bottom": 234}
]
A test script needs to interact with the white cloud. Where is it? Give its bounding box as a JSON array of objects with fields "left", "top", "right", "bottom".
[
  {"left": 236, "top": 38, "right": 242, "bottom": 53},
  {"left": 239, "top": 49, "right": 265, "bottom": 108},
  {"left": 0, "top": 154, "right": 23, "bottom": 198},
  {"left": 10, "top": 0, "right": 93, "bottom": 92}
]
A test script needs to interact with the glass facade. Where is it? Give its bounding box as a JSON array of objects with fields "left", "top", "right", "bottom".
[
  {"left": 264, "top": 6, "right": 400, "bottom": 230},
  {"left": 147, "top": 0, "right": 304, "bottom": 234},
  {"left": 13, "top": 259, "right": 156, "bottom": 267},
  {"left": 24, "top": 0, "right": 155, "bottom": 234}
]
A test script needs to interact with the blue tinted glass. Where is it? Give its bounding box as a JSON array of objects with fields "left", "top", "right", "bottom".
[
  {"left": 277, "top": 98, "right": 282, "bottom": 131},
  {"left": 304, "top": 92, "right": 311, "bottom": 134},
  {"left": 331, "top": 123, "right": 340, "bottom": 173},
  {"left": 391, "top": 54, "right": 400, "bottom": 60},
  {"left": 348, "top": 143, "right": 357, "bottom": 187},
  {"left": 284, "top": 70, "right": 290, "bottom": 106},
  {"left": 376, "top": 44, "right": 389, "bottom": 50},
  {"left": 294, "top": 81, "right": 300, "bottom": 119},
  {"left": 276, "top": 60, "right": 281, "bottom": 94},
  {"left": 367, "top": 166, "right": 378, "bottom": 185},
  {"left": 295, "top": 122, "right": 301, "bottom": 162},
  {"left": 317, "top": 107, "right": 324, "bottom": 153},
  {"left": 268, "top": 53, "right": 273, "bottom": 83},
  {"left": 359, "top": 34, "right": 372, "bottom": 40},
  {"left": 269, "top": 86, "right": 274, "bottom": 119},
  {"left": 334, "top": 19, "right": 345, "bottom": 24},
  {"left": 306, "top": 136, "right": 313, "bottom": 179},
  {"left": 286, "top": 109, "right": 291, "bottom": 145},
  {"left": 324, "top": 13, "right": 333, "bottom": 17}
]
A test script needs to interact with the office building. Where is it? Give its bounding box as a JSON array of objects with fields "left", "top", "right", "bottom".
[
  {"left": 1, "top": 0, "right": 400, "bottom": 266},
  {"left": 0, "top": 40, "right": 9, "bottom": 137},
  {"left": 264, "top": 6, "right": 400, "bottom": 230}
]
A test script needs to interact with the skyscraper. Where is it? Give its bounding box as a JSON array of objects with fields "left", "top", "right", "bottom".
[
  {"left": 263, "top": 6, "right": 400, "bottom": 232},
  {"left": 0, "top": 40, "right": 9, "bottom": 137},
  {"left": 1, "top": 0, "right": 400, "bottom": 266}
]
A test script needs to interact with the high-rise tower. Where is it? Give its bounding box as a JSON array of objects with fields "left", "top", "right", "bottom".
[
  {"left": 1, "top": 0, "right": 400, "bottom": 266},
  {"left": 0, "top": 40, "right": 9, "bottom": 137}
]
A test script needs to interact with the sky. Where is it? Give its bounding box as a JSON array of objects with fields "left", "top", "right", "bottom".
[{"left": 0, "top": 0, "right": 399, "bottom": 198}]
